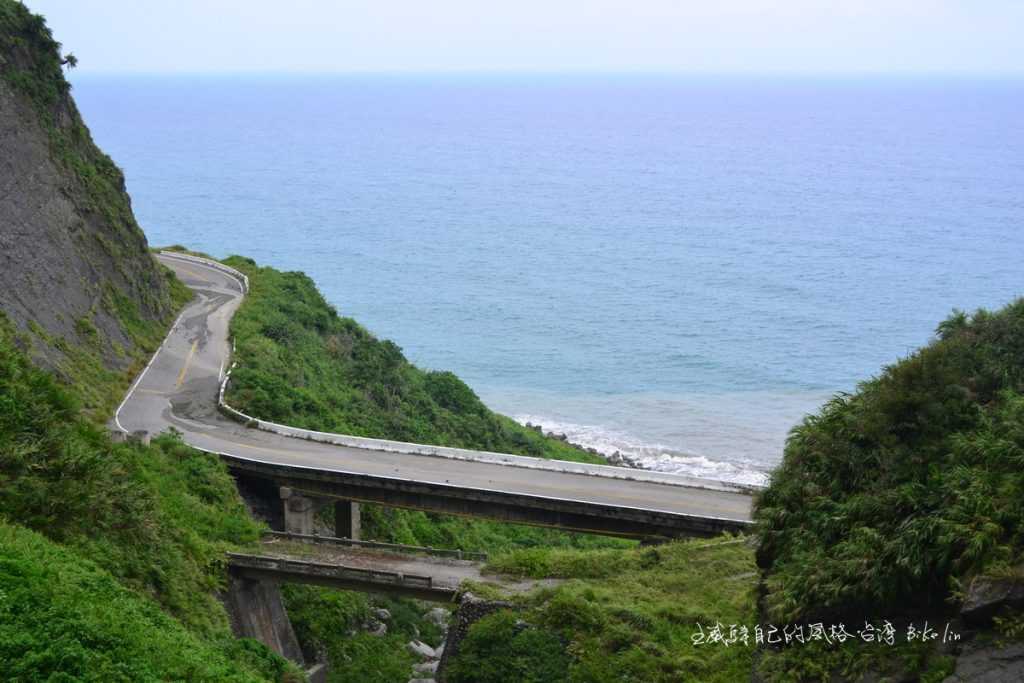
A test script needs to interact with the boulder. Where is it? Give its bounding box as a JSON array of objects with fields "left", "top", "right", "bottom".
[
  {"left": 414, "top": 661, "right": 439, "bottom": 674},
  {"left": 407, "top": 640, "right": 437, "bottom": 659},
  {"left": 943, "top": 642, "right": 1024, "bottom": 682},
  {"left": 961, "top": 575, "right": 1024, "bottom": 625}
]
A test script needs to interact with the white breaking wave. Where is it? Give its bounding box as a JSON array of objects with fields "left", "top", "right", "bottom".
[{"left": 514, "top": 414, "right": 772, "bottom": 487}]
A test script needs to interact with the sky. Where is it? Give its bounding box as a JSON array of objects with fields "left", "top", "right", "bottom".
[{"left": 25, "top": 1, "right": 1024, "bottom": 75}]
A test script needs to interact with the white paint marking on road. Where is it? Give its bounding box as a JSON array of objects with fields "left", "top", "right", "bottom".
[{"left": 113, "top": 305, "right": 191, "bottom": 434}]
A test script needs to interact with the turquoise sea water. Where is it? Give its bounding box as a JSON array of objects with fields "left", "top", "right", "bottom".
[{"left": 70, "top": 74, "right": 1024, "bottom": 484}]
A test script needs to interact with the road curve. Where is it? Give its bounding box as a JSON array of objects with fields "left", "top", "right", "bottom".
[{"left": 114, "top": 253, "right": 754, "bottom": 526}]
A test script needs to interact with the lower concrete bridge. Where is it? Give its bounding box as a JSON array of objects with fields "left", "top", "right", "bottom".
[
  {"left": 228, "top": 553, "right": 451, "bottom": 602},
  {"left": 228, "top": 532, "right": 543, "bottom": 602},
  {"left": 115, "top": 252, "right": 756, "bottom": 543}
]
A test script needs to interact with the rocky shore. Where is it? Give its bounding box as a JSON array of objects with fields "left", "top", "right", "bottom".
[{"left": 522, "top": 422, "right": 644, "bottom": 469}]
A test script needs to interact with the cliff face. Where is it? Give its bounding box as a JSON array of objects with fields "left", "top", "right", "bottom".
[{"left": 0, "top": 1, "right": 179, "bottom": 402}]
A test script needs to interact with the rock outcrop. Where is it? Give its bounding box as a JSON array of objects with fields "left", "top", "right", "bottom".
[
  {"left": 943, "top": 642, "right": 1024, "bottom": 683},
  {"left": 435, "top": 592, "right": 514, "bottom": 682},
  {"left": 0, "top": 5, "right": 178, "bottom": 389},
  {"left": 961, "top": 575, "right": 1024, "bottom": 627}
]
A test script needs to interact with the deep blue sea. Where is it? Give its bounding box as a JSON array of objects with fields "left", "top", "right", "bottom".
[{"left": 70, "top": 74, "right": 1024, "bottom": 485}]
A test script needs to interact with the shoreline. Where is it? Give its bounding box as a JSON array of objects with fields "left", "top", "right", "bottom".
[{"left": 520, "top": 419, "right": 771, "bottom": 488}]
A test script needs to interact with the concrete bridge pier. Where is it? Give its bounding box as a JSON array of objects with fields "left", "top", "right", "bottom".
[
  {"left": 279, "top": 487, "right": 360, "bottom": 540},
  {"left": 334, "top": 500, "right": 360, "bottom": 540},
  {"left": 280, "top": 487, "right": 320, "bottom": 535}
]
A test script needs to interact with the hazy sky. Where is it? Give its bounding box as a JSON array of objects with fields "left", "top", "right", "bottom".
[{"left": 26, "top": 1, "right": 1024, "bottom": 75}]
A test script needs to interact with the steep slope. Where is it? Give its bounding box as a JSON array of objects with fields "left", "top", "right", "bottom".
[
  {"left": 754, "top": 300, "right": 1024, "bottom": 679},
  {"left": 0, "top": 1, "right": 186, "bottom": 414},
  {"left": 0, "top": 5, "right": 298, "bottom": 680}
]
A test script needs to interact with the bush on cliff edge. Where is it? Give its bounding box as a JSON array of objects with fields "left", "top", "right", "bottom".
[{"left": 755, "top": 299, "right": 1024, "bottom": 623}]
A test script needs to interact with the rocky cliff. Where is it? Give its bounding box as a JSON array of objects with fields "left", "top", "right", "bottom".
[{"left": 0, "top": 1, "right": 181, "bottom": 410}]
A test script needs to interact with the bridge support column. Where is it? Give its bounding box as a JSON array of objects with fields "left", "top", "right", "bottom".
[
  {"left": 280, "top": 487, "right": 321, "bottom": 535},
  {"left": 223, "top": 574, "right": 306, "bottom": 666},
  {"left": 334, "top": 500, "right": 361, "bottom": 540}
]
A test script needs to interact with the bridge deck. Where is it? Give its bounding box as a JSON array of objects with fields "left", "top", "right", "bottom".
[
  {"left": 114, "top": 253, "right": 755, "bottom": 538},
  {"left": 230, "top": 535, "right": 546, "bottom": 601}
]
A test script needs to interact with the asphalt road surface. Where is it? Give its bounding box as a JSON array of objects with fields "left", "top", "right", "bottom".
[{"left": 114, "top": 253, "right": 754, "bottom": 524}]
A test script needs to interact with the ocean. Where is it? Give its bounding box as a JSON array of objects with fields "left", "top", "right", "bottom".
[{"left": 69, "top": 74, "right": 1024, "bottom": 485}]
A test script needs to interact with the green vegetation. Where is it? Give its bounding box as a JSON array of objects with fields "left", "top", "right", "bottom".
[
  {"left": 282, "top": 585, "right": 444, "bottom": 683},
  {"left": 448, "top": 538, "right": 756, "bottom": 683},
  {"left": 0, "top": 314, "right": 294, "bottom": 678},
  {"left": 0, "top": 521, "right": 294, "bottom": 683},
  {"left": 754, "top": 300, "right": 1024, "bottom": 678},
  {"left": 5, "top": 2, "right": 1021, "bottom": 679},
  {"left": 0, "top": 0, "right": 68, "bottom": 114},
  {"left": 756, "top": 300, "right": 1024, "bottom": 622}
]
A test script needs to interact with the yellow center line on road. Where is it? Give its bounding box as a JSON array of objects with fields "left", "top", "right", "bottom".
[
  {"left": 167, "top": 262, "right": 208, "bottom": 281},
  {"left": 232, "top": 442, "right": 282, "bottom": 454},
  {"left": 176, "top": 340, "right": 199, "bottom": 388}
]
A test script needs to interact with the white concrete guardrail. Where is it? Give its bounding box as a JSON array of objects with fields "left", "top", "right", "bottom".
[
  {"left": 158, "top": 250, "right": 249, "bottom": 293},
  {"left": 157, "top": 249, "right": 761, "bottom": 497}
]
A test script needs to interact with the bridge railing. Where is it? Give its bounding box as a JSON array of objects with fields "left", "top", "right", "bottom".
[{"left": 262, "top": 530, "right": 488, "bottom": 562}]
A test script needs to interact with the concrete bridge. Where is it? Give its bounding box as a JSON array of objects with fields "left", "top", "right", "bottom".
[
  {"left": 114, "top": 251, "right": 755, "bottom": 542},
  {"left": 228, "top": 532, "right": 532, "bottom": 602}
]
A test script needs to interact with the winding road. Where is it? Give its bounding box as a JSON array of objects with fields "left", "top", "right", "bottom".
[{"left": 113, "top": 252, "right": 754, "bottom": 535}]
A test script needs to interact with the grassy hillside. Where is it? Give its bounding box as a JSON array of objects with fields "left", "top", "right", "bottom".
[
  {"left": 0, "top": 521, "right": 292, "bottom": 682},
  {"left": 449, "top": 538, "right": 756, "bottom": 683},
  {"left": 0, "top": 315, "right": 295, "bottom": 679}
]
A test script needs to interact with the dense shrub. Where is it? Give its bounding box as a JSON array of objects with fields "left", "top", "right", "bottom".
[
  {"left": 0, "top": 522, "right": 296, "bottom": 682},
  {"left": 446, "top": 610, "right": 571, "bottom": 683},
  {"left": 756, "top": 300, "right": 1024, "bottom": 623},
  {"left": 0, "top": 314, "right": 292, "bottom": 678}
]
